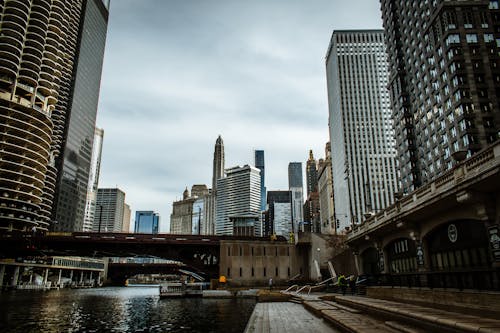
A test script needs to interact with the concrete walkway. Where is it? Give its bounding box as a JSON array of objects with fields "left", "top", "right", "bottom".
[{"left": 244, "top": 302, "right": 340, "bottom": 333}]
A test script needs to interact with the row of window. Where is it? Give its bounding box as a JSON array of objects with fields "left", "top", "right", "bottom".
[
  {"left": 227, "top": 246, "right": 290, "bottom": 257},
  {"left": 226, "top": 266, "right": 299, "bottom": 278}
]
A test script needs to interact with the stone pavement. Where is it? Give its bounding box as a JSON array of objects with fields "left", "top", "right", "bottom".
[{"left": 243, "top": 301, "right": 340, "bottom": 333}]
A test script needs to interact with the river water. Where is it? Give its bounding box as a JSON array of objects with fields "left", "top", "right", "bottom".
[{"left": 0, "top": 287, "right": 256, "bottom": 333}]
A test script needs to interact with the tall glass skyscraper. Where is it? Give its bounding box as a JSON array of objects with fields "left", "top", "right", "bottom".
[
  {"left": 52, "top": 0, "right": 109, "bottom": 231},
  {"left": 135, "top": 211, "right": 160, "bottom": 234},
  {"left": 254, "top": 150, "right": 266, "bottom": 211},
  {"left": 0, "top": 1, "right": 108, "bottom": 233},
  {"left": 83, "top": 127, "right": 104, "bottom": 232},
  {"left": 326, "top": 30, "right": 398, "bottom": 230}
]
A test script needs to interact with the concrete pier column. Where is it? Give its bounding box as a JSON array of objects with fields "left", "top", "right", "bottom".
[
  {"left": 11, "top": 266, "right": 20, "bottom": 287},
  {"left": 89, "top": 271, "right": 93, "bottom": 286},
  {"left": 43, "top": 268, "right": 49, "bottom": 286},
  {"left": 0, "top": 265, "right": 5, "bottom": 288},
  {"left": 57, "top": 269, "right": 62, "bottom": 287},
  {"left": 80, "top": 271, "right": 84, "bottom": 284},
  {"left": 29, "top": 272, "right": 33, "bottom": 284}
]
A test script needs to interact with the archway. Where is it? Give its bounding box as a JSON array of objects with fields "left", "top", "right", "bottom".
[
  {"left": 361, "top": 247, "right": 380, "bottom": 275},
  {"left": 386, "top": 238, "right": 417, "bottom": 274}
]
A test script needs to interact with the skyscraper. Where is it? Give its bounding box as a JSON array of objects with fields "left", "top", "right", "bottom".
[
  {"left": 212, "top": 135, "right": 225, "bottom": 193},
  {"left": 135, "top": 211, "right": 160, "bottom": 234},
  {"left": 0, "top": 1, "right": 107, "bottom": 233},
  {"left": 288, "top": 162, "right": 304, "bottom": 234},
  {"left": 305, "top": 150, "right": 318, "bottom": 196},
  {"left": 215, "top": 165, "right": 261, "bottom": 235},
  {"left": 317, "top": 142, "right": 335, "bottom": 235},
  {"left": 381, "top": 0, "right": 500, "bottom": 193},
  {"left": 304, "top": 150, "right": 320, "bottom": 232},
  {"left": 122, "top": 203, "right": 131, "bottom": 233},
  {"left": 94, "top": 188, "right": 126, "bottom": 233},
  {"left": 254, "top": 150, "right": 266, "bottom": 211},
  {"left": 326, "top": 30, "right": 398, "bottom": 230},
  {"left": 267, "top": 191, "right": 292, "bottom": 239},
  {"left": 83, "top": 127, "right": 104, "bottom": 232},
  {"left": 52, "top": 0, "right": 109, "bottom": 232}
]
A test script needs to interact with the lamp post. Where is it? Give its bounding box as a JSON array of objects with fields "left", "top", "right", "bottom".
[{"left": 97, "top": 205, "right": 103, "bottom": 233}]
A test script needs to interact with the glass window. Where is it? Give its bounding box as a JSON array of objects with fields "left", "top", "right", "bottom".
[{"left": 466, "top": 34, "right": 478, "bottom": 43}]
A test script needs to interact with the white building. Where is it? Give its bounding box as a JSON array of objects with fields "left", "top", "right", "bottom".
[
  {"left": 326, "top": 30, "right": 398, "bottom": 232},
  {"left": 83, "top": 127, "right": 104, "bottom": 232},
  {"left": 215, "top": 165, "right": 261, "bottom": 235},
  {"left": 94, "top": 188, "right": 126, "bottom": 232},
  {"left": 318, "top": 143, "right": 336, "bottom": 235}
]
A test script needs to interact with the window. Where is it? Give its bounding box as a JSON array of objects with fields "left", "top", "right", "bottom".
[
  {"left": 490, "top": 1, "right": 499, "bottom": 9},
  {"left": 484, "top": 34, "right": 494, "bottom": 43},
  {"left": 466, "top": 34, "right": 478, "bottom": 43}
]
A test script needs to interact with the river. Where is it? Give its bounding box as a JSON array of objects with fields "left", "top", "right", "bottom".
[{"left": 0, "top": 286, "right": 256, "bottom": 333}]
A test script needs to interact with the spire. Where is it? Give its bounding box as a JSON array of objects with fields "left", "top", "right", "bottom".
[
  {"left": 183, "top": 187, "right": 189, "bottom": 200},
  {"left": 212, "top": 135, "right": 225, "bottom": 192},
  {"left": 309, "top": 149, "right": 314, "bottom": 161}
]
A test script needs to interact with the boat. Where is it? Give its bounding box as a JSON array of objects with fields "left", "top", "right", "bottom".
[{"left": 159, "top": 281, "right": 210, "bottom": 298}]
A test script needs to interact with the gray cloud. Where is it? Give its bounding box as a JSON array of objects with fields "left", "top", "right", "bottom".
[{"left": 96, "top": 0, "right": 382, "bottom": 231}]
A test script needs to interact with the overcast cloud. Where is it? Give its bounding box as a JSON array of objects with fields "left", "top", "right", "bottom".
[{"left": 96, "top": 0, "right": 383, "bottom": 232}]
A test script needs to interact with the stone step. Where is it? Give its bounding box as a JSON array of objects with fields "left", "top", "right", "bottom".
[
  {"left": 323, "top": 300, "right": 362, "bottom": 314},
  {"left": 335, "top": 296, "right": 500, "bottom": 333},
  {"left": 322, "top": 308, "right": 400, "bottom": 333},
  {"left": 385, "top": 321, "right": 428, "bottom": 333}
]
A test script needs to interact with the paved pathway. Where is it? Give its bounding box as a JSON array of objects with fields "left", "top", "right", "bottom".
[{"left": 244, "top": 302, "right": 340, "bottom": 333}]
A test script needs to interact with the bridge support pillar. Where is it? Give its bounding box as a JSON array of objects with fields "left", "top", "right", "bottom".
[
  {"left": 79, "top": 271, "right": 84, "bottom": 284},
  {"left": 0, "top": 265, "right": 5, "bottom": 288},
  {"left": 57, "top": 269, "right": 62, "bottom": 287},
  {"left": 69, "top": 270, "right": 73, "bottom": 283},
  {"left": 43, "top": 268, "right": 49, "bottom": 286},
  {"left": 11, "top": 266, "right": 20, "bottom": 287},
  {"left": 89, "top": 271, "right": 93, "bottom": 286}
]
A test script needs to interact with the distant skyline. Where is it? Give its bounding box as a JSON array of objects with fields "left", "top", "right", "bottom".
[{"left": 96, "top": 0, "right": 383, "bottom": 232}]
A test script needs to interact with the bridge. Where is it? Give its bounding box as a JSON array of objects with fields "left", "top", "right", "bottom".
[
  {"left": 345, "top": 141, "right": 500, "bottom": 291},
  {"left": 0, "top": 232, "right": 289, "bottom": 281}
]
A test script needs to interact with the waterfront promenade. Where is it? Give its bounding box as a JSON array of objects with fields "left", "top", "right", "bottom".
[{"left": 246, "top": 291, "right": 500, "bottom": 333}]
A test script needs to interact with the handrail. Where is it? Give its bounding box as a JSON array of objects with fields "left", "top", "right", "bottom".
[
  {"left": 296, "top": 285, "right": 310, "bottom": 294},
  {"left": 284, "top": 284, "right": 299, "bottom": 292},
  {"left": 316, "top": 276, "right": 335, "bottom": 286}
]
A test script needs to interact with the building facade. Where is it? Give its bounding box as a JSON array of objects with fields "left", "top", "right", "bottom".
[
  {"left": 215, "top": 165, "right": 261, "bottom": 235},
  {"left": 288, "top": 162, "right": 304, "bottom": 235},
  {"left": 318, "top": 143, "right": 336, "bottom": 235},
  {"left": 134, "top": 211, "right": 159, "bottom": 234},
  {"left": 82, "top": 127, "right": 104, "bottom": 232},
  {"left": 254, "top": 150, "right": 266, "bottom": 211},
  {"left": 170, "top": 187, "right": 195, "bottom": 234},
  {"left": 94, "top": 188, "right": 126, "bottom": 233},
  {"left": 267, "top": 191, "right": 292, "bottom": 240},
  {"left": 326, "top": 30, "right": 398, "bottom": 231},
  {"left": 0, "top": 1, "right": 107, "bottom": 233},
  {"left": 122, "top": 203, "right": 131, "bottom": 232},
  {"left": 52, "top": 0, "right": 109, "bottom": 232},
  {"left": 304, "top": 150, "right": 320, "bottom": 232},
  {"left": 381, "top": 0, "right": 500, "bottom": 193}
]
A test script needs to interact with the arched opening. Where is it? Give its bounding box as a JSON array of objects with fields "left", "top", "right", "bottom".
[
  {"left": 425, "top": 220, "right": 494, "bottom": 289},
  {"left": 386, "top": 238, "right": 417, "bottom": 274},
  {"left": 361, "top": 247, "right": 380, "bottom": 275}
]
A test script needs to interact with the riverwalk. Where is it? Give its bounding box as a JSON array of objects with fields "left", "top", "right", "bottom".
[
  {"left": 244, "top": 302, "right": 340, "bottom": 333},
  {"left": 245, "top": 291, "right": 500, "bottom": 333}
]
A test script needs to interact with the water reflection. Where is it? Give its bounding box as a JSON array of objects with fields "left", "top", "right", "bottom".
[{"left": 0, "top": 287, "right": 256, "bottom": 333}]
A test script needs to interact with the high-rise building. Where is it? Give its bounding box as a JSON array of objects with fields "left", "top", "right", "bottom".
[
  {"left": 267, "top": 191, "right": 292, "bottom": 239},
  {"left": 83, "top": 127, "right": 104, "bottom": 232},
  {"left": 122, "top": 203, "right": 131, "bottom": 233},
  {"left": 52, "top": 0, "right": 109, "bottom": 232},
  {"left": 254, "top": 150, "right": 266, "bottom": 211},
  {"left": 135, "top": 211, "right": 160, "bottom": 234},
  {"left": 212, "top": 135, "right": 225, "bottom": 193},
  {"left": 326, "top": 30, "right": 398, "bottom": 230},
  {"left": 317, "top": 142, "right": 336, "bottom": 235},
  {"left": 304, "top": 150, "right": 320, "bottom": 232},
  {"left": 0, "top": 1, "right": 108, "bottom": 233},
  {"left": 215, "top": 165, "right": 261, "bottom": 235},
  {"left": 170, "top": 187, "right": 195, "bottom": 234},
  {"left": 381, "top": 1, "right": 500, "bottom": 193},
  {"left": 94, "top": 188, "right": 126, "bottom": 233},
  {"left": 288, "top": 162, "right": 304, "bottom": 235},
  {"left": 305, "top": 150, "right": 318, "bottom": 196}
]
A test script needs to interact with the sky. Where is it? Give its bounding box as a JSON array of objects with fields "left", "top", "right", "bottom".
[{"left": 96, "top": 0, "right": 383, "bottom": 232}]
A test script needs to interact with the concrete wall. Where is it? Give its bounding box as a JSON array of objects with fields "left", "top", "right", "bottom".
[{"left": 219, "top": 240, "right": 307, "bottom": 286}]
